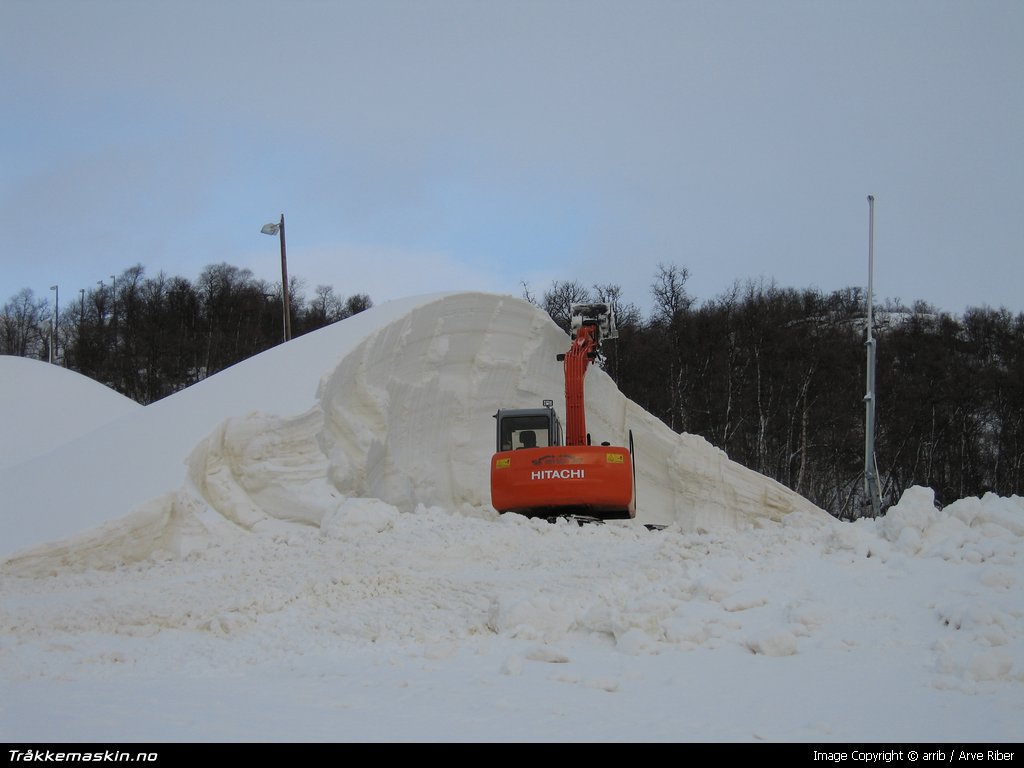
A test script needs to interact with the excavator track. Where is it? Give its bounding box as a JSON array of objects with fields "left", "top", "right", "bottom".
[{"left": 544, "top": 514, "right": 666, "bottom": 531}]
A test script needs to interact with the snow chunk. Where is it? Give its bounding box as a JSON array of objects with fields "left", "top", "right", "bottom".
[
  {"left": 321, "top": 498, "right": 400, "bottom": 540},
  {"left": 743, "top": 630, "right": 800, "bottom": 657}
]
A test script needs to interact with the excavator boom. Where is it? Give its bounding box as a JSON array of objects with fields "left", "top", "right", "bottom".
[{"left": 562, "top": 322, "right": 596, "bottom": 446}]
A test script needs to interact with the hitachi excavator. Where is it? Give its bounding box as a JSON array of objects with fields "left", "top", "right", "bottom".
[{"left": 490, "top": 302, "right": 636, "bottom": 522}]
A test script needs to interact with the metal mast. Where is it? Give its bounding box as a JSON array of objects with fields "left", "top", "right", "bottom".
[{"left": 863, "top": 195, "right": 882, "bottom": 518}]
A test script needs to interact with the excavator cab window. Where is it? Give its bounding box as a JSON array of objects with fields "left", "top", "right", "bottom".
[{"left": 496, "top": 409, "right": 560, "bottom": 452}]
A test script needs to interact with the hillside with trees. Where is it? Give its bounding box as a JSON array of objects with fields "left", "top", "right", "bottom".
[{"left": 528, "top": 264, "right": 1024, "bottom": 518}]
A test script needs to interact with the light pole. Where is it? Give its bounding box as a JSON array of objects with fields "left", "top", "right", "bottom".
[
  {"left": 49, "top": 285, "right": 58, "bottom": 364},
  {"left": 261, "top": 214, "right": 291, "bottom": 342}
]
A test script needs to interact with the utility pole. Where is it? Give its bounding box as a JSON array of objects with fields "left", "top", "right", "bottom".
[
  {"left": 109, "top": 274, "right": 117, "bottom": 354},
  {"left": 49, "top": 285, "right": 58, "bottom": 364},
  {"left": 863, "top": 195, "right": 882, "bottom": 518}
]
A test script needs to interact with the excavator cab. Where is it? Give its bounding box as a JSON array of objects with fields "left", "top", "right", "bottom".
[
  {"left": 494, "top": 401, "right": 562, "bottom": 452},
  {"left": 489, "top": 303, "right": 636, "bottom": 521}
]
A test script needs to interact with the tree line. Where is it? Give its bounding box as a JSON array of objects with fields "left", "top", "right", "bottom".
[
  {"left": 1, "top": 263, "right": 371, "bottom": 404},
  {"left": 5, "top": 261, "right": 1023, "bottom": 519}
]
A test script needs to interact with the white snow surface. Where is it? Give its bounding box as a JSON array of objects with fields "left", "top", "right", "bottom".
[
  {"left": 1, "top": 291, "right": 1021, "bottom": 743},
  {"left": 0, "top": 355, "right": 141, "bottom": 471}
]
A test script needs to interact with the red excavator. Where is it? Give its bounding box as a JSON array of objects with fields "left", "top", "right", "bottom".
[{"left": 490, "top": 302, "right": 636, "bottom": 522}]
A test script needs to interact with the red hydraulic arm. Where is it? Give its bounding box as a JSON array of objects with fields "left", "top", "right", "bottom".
[{"left": 563, "top": 323, "right": 599, "bottom": 447}]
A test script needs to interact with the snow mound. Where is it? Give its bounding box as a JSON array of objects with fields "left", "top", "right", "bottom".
[
  {"left": 182, "top": 293, "right": 825, "bottom": 528},
  {"left": 876, "top": 485, "right": 1024, "bottom": 564},
  {"left": 0, "top": 355, "right": 141, "bottom": 470},
  {"left": 2, "top": 292, "right": 828, "bottom": 573}
]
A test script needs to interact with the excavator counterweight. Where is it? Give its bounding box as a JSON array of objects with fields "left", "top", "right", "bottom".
[{"left": 490, "top": 303, "right": 635, "bottom": 521}]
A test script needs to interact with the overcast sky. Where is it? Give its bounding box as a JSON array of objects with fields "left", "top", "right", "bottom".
[{"left": 3, "top": 0, "right": 1022, "bottom": 318}]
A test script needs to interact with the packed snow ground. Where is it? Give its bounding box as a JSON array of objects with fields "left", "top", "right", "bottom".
[{"left": 1, "top": 292, "right": 1022, "bottom": 743}]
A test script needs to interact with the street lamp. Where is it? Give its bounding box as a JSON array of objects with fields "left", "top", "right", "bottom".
[
  {"left": 49, "top": 285, "right": 58, "bottom": 364},
  {"left": 261, "top": 213, "right": 291, "bottom": 342}
]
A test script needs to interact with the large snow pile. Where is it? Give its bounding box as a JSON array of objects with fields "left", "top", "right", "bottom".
[{"left": 1, "top": 292, "right": 824, "bottom": 572}]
